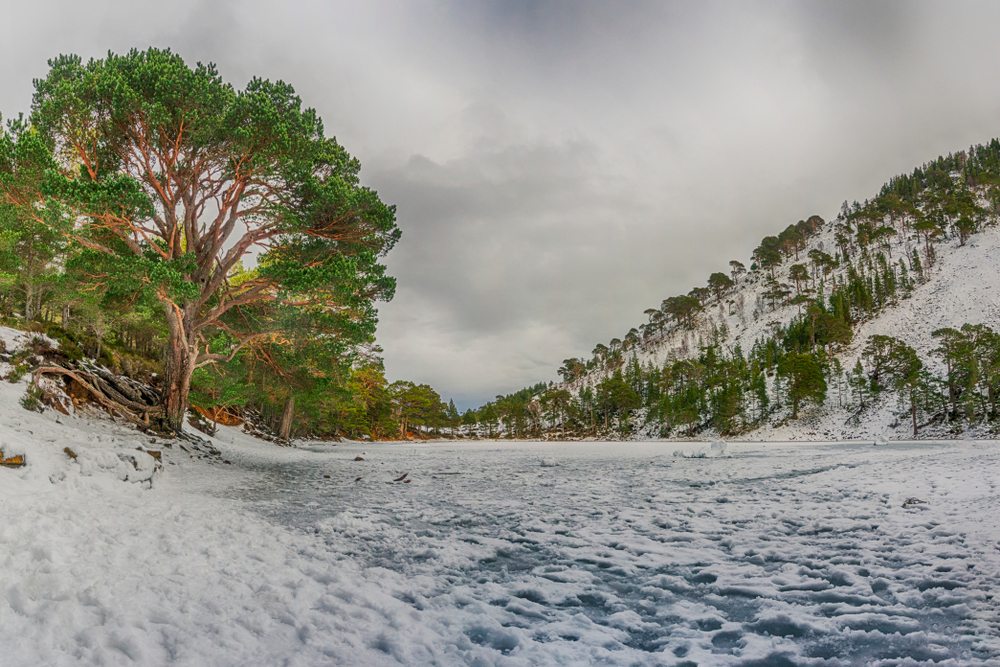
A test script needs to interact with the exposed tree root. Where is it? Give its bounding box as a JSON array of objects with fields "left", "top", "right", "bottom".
[{"left": 32, "top": 365, "right": 162, "bottom": 429}]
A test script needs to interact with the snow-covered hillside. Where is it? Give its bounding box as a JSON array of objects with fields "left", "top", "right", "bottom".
[
  {"left": 753, "top": 223, "right": 1000, "bottom": 440},
  {"left": 563, "top": 200, "right": 1000, "bottom": 440},
  {"left": 635, "top": 223, "right": 998, "bottom": 373}
]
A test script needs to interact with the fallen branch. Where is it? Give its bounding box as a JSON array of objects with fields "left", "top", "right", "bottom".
[{"left": 844, "top": 405, "right": 865, "bottom": 425}]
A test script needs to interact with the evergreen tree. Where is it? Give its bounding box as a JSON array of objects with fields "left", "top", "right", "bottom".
[
  {"left": 777, "top": 352, "right": 826, "bottom": 418},
  {"left": 707, "top": 272, "right": 733, "bottom": 300},
  {"left": 864, "top": 335, "right": 929, "bottom": 436},
  {"left": 0, "top": 49, "right": 399, "bottom": 432}
]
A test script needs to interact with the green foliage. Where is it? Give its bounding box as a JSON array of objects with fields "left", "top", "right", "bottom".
[
  {"left": 707, "top": 272, "right": 733, "bottom": 298},
  {"left": 862, "top": 335, "right": 936, "bottom": 436},
  {"left": 777, "top": 352, "right": 827, "bottom": 418},
  {"left": 595, "top": 371, "right": 641, "bottom": 434},
  {"left": 6, "top": 362, "right": 29, "bottom": 383},
  {"left": 390, "top": 381, "right": 449, "bottom": 437},
  {"left": 20, "top": 384, "right": 44, "bottom": 412},
  {"left": 933, "top": 325, "right": 1000, "bottom": 424}
]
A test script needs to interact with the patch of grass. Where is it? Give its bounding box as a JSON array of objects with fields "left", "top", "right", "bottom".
[{"left": 6, "top": 362, "right": 29, "bottom": 383}]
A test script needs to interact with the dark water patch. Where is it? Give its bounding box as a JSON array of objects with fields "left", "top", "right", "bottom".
[
  {"left": 737, "top": 654, "right": 798, "bottom": 667},
  {"left": 916, "top": 578, "right": 964, "bottom": 591},
  {"left": 465, "top": 625, "right": 519, "bottom": 654}
]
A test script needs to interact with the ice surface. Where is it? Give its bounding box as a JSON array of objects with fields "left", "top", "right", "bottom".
[{"left": 215, "top": 439, "right": 1000, "bottom": 666}]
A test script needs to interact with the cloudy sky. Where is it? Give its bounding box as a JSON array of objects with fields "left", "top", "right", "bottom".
[{"left": 3, "top": 1, "right": 1000, "bottom": 408}]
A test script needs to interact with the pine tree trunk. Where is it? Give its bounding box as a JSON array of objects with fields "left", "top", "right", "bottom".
[
  {"left": 162, "top": 316, "right": 195, "bottom": 433},
  {"left": 279, "top": 396, "right": 295, "bottom": 441}
]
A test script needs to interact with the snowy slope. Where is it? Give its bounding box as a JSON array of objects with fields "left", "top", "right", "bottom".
[
  {"left": 0, "top": 330, "right": 436, "bottom": 666},
  {"left": 753, "top": 224, "right": 1000, "bottom": 441},
  {"left": 0, "top": 376, "right": 456, "bottom": 664},
  {"left": 563, "top": 203, "right": 1000, "bottom": 440}
]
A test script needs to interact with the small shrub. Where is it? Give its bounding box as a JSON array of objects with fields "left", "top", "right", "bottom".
[
  {"left": 188, "top": 410, "right": 218, "bottom": 437},
  {"left": 50, "top": 333, "right": 83, "bottom": 361},
  {"left": 6, "top": 363, "right": 29, "bottom": 383},
  {"left": 27, "top": 335, "right": 55, "bottom": 356},
  {"left": 20, "top": 385, "right": 44, "bottom": 412}
]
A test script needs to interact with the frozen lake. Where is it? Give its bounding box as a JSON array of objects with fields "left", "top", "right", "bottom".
[
  {"left": 4, "top": 378, "right": 998, "bottom": 665},
  {"left": 219, "top": 440, "right": 1000, "bottom": 666}
]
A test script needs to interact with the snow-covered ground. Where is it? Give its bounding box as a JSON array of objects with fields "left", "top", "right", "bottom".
[{"left": 3, "top": 374, "right": 999, "bottom": 667}]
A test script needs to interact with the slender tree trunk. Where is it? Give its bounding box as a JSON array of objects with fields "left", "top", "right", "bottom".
[
  {"left": 279, "top": 396, "right": 295, "bottom": 441},
  {"left": 23, "top": 282, "right": 34, "bottom": 320},
  {"left": 944, "top": 358, "right": 956, "bottom": 420}
]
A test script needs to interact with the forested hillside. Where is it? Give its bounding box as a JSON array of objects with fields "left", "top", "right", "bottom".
[
  {"left": 465, "top": 141, "right": 1000, "bottom": 440},
  {"left": 0, "top": 48, "right": 455, "bottom": 441}
]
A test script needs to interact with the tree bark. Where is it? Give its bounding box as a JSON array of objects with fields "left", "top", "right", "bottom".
[
  {"left": 162, "top": 310, "right": 196, "bottom": 433},
  {"left": 279, "top": 395, "right": 295, "bottom": 441}
]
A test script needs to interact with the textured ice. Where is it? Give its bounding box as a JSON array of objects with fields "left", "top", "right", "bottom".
[{"left": 219, "top": 439, "right": 1000, "bottom": 666}]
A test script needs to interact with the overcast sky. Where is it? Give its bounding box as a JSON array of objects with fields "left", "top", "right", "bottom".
[{"left": 3, "top": 1, "right": 1000, "bottom": 408}]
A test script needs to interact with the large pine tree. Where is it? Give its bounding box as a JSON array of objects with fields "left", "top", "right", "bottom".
[{"left": 0, "top": 49, "right": 399, "bottom": 432}]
